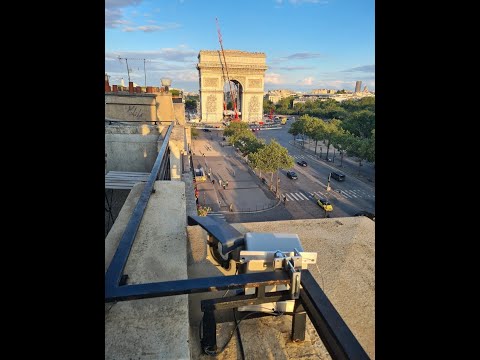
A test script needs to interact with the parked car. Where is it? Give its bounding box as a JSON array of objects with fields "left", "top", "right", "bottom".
[
  {"left": 330, "top": 172, "right": 346, "bottom": 181},
  {"left": 286, "top": 171, "right": 298, "bottom": 180},
  {"left": 297, "top": 160, "right": 308, "bottom": 167},
  {"left": 203, "top": 128, "right": 211, "bottom": 132},
  {"left": 316, "top": 197, "right": 333, "bottom": 212}
]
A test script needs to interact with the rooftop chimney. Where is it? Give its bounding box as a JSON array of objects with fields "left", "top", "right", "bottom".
[{"left": 105, "top": 73, "right": 111, "bottom": 92}]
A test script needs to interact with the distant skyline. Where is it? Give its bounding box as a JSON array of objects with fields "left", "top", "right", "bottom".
[{"left": 105, "top": 0, "right": 375, "bottom": 92}]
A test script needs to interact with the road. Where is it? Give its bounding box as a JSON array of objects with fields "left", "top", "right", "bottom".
[
  {"left": 256, "top": 124, "right": 375, "bottom": 219},
  {"left": 190, "top": 125, "right": 375, "bottom": 223}
]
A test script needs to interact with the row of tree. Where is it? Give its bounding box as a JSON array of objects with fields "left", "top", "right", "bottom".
[
  {"left": 288, "top": 115, "right": 375, "bottom": 166},
  {"left": 263, "top": 97, "right": 375, "bottom": 124},
  {"left": 223, "top": 122, "right": 294, "bottom": 192}
]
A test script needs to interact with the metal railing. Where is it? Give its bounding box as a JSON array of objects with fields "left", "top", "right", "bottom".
[{"left": 105, "top": 122, "right": 173, "bottom": 289}]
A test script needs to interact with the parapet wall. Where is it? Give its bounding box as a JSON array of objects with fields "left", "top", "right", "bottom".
[{"left": 105, "top": 124, "right": 166, "bottom": 173}]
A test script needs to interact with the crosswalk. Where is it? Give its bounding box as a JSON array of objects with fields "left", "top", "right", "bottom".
[
  {"left": 207, "top": 212, "right": 226, "bottom": 221},
  {"left": 338, "top": 189, "right": 375, "bottom": 199},
  {"left": 282, "top": 189, "right": 375, "bottom": 202},
  {"left": 282, "top": 191, "right": 326, "bottom": 202}
]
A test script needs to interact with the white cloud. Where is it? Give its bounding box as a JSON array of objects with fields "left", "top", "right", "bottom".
[
  {"left": 299, "top": 76, "right": 314, "bottom": 85},
  {"left": 106, "top": 0, "right": 142, "bottom": 8},
  {"left": 275, "top": 0, "right": 283, "bottom": 4},
  {"left": 315, "top": 80, "right": 356, "bottom": 90},
  {"left": 264, "top": 73, "right": 283, "bottom": 84},
  {"left": 123, "top": 24, "right": 181, "bottom": 32}
]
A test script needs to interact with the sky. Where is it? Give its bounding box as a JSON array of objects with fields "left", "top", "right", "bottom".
[{"left": 105, "top": 0, "right": 375, "bottom": 93}]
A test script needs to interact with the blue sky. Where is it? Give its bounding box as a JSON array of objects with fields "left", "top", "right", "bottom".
[{"left": 105, "top": 0, "right": 375, "bottom": 92}]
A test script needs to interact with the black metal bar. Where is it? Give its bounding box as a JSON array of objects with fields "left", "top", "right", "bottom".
[
  {"left": 105, "top": 122, "right": 174, "bottom": 291},
  {"left": 201, "top": 310, "right": 217, "bottom": 352},
  {"left": 201, "top": 291, "right": 291, "bottom": 312},
  {"left": 300, "top": 270, "right": 370, "bottom": 360},
  {"left": 255, "top": 285, "right": 265, "bottom": 298},
  {"left": 291, "top": 300, "right": 306, "bottom": 342},
  {"left": 105, "top": 271, "right": 291, "bottom": 302}
]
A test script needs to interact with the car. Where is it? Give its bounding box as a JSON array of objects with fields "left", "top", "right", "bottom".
[
  {"left": 330, "top": 172, "right": 346, "bottom": 181},
  {"left": 286, "top": 171, "right": 298, "bottom": 179},
  {"left": 316, "top": 197, "right": 333, "bottom": 212},
  {"left": 203, "top": 128, "right": 211, "bottom": 132},
  {"left": 297, "top": 160, "right": 308, "bottom": 167},
  {"left": 354, "top": 211, "right": 375, "bottom": 221}
]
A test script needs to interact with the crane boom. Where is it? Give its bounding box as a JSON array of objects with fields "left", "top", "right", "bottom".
[{"left": 216, "top": 18, "right": 239, "bottom": 120}]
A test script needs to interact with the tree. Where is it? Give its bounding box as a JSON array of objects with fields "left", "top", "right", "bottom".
[
  {"left": 249, "top": 139, "right": 294, "bottom": 193},
  {"left": 185, "top": 98, "right": 197, "bottom": 111},
  {"left": 170, "top": 89, "right": 181, "bottom": 96},
  {"left": 263, "top": 98, "right": 275, "bottom": 113},
  {"left": 288, "top": 119, "right": 305, "bottom": 143},
  {"left": 344, "top": 134, "right": 370, "bottom": 170},
  {"left": 322, "top": 118, "right": 342, "bottom": 161},
  {"left": 331, "top": 128, "right": 348, "bottom": 166},
  {"left": 223, "top": 121, "right": 250, "bottom": 137},
  {"left": 341, "top": 109, "right": 375, "bottom": 138}
]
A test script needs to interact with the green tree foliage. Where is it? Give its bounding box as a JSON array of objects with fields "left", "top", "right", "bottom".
[
  {"left": 170, "top": 89, "right": 181, "bottom": 96},
  {"left": 185, "top": 98, "right": 197, "bottom": 111},
  {"left": 344, "top": 134, "right": 371, "bottom": 167},
  {"left": 341, "top": 109, "right": 375, "bottom": 138},
  {"left": 190, "top": 127, "right": 199, "bottom": 138},
  {"left": 223, "top": 122, "right": 250, "bottom": 137},
  {"left": 249, "top": 139, "right": 294, "bottom": 191},
  {"left": 288, "top": 117, "right": 306, "bottom": 143},
  {"left": 263, "top": 98, "right": 275, "bottom": 113},
  {"left": 222, "top": 121, "right": 264, "bottom": 155},
  {"left": 275, "top": 96, "right": 295, "bottom": 113},
  {"left": 321, "top": 119, "right": 342, "bottom": 160},
  {"left": 331, "top": 128, "right": 349, "bottom": 166}
]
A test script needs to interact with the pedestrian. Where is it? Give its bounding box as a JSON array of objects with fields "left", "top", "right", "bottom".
[
  {"left": 283, "top": 194, "right": 286, "bottom": 205},
  {"left": 225, "top": 180, "right": 229, "bottom": 187},
  {"left": 232, "top": 170, "right": 235, "bottom": 177},
  {"left": 223, "top": 184, "right": 226, "bottom": 190},
  {"left": 229, "top": 203, "right": 233, "bottom": 212},
  {"left": 212, "top": 179, "right": 215, "bottom": 185},
  {"left": 219, "top": 179, "right": 222, "bottom": 187}
]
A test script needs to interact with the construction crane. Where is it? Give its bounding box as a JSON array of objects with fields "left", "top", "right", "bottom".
[{"left": 216, "top": 17, "right": 239, "bottom": 121}]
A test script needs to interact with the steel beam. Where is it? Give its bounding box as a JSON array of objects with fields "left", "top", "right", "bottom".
[
  {"left": 105, "top": 271, "right": 291, "bottom": 302},
  {"left": 300, "top": 270, "right": 370, "bottom": 360}
]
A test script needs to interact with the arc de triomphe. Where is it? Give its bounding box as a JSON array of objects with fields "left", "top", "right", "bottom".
[{"left": 196, "top": 50, "right": 267, "bottom": 122}]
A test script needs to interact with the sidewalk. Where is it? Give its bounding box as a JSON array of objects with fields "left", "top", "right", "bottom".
[
  {"left": 192, "top": 139, "right": 278, "bottom": 213},
  {"left": 290, "top": 139, "right": 375, "bottom": 187}
]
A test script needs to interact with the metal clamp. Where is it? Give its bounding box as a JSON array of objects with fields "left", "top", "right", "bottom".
[{"left": 272, "top": 248, "right": 302, "bottom": 299}]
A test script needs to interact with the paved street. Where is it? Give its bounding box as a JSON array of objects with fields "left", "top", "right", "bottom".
[{"left": 191, "top": 123, "right": 375, "bottom": 222}]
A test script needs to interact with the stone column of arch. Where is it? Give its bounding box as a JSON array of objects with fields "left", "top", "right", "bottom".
[{"left": 197, "top": 50, "right": 267, "bottom": 123}]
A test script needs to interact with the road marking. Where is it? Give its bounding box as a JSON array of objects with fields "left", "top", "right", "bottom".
[
  {"left": 289, "top": 193, "right": 300, "bottom": 200},
  {"left": 294, "top": 192, "right": 306, "bottom": 200},
  {"left": 297, "top": 192, "right": 309, "bottom": 200},
  {"left": 285, "top": 193, "right": 294, "bottom": 201},
  {"left": 341, "top": 191, "right": 353, "bottom": 198}
]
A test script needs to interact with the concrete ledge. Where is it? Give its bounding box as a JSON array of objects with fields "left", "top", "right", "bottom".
[{"left": 105, "top": 181, "right": 190, "bottom": 360}]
